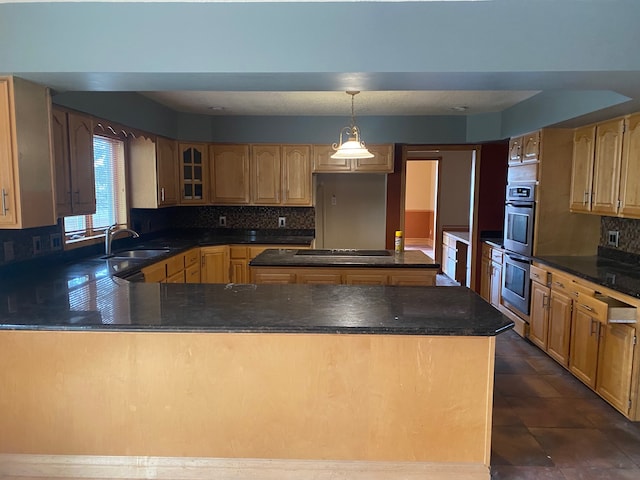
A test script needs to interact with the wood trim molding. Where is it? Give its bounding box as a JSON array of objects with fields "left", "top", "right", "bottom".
[{"left": 0, "top": 454, "right": 490, "bottom": 480}]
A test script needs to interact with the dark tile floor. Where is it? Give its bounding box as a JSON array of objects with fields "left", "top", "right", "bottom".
[{"left": 491, "top": 330, "right": 640, "bottom": 479}]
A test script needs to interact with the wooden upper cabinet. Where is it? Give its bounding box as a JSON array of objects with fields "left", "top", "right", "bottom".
[
  {"left": 508, "top": 136, "right": 523, "bottom": 165},
  {"left": 67, "top": 113, "right": 96, "bottom": 215},
  {"left": 619, "top": 113, "right": 640, "bottom": 218},
  {"left": 591, "top": 118, "right": 624, "bottom": 215},
  {"left": 130, "top": 135, "right": 178, "bottom": 209},
  {"left": 210, "top": 144, "right": 250, "bottom": 204},
  {"left": 179, "top": 143, "right": 207, "bottom": 204},
  {"left": 250, "top": 144, "right": 281, "bottom": 205},
  {"left": 156, "top": 137, "right": 178, "bottom": 206},
  {"left": 569, "top": 125, "right": 596, "bottom": 213},
  {"left": 282, "top": 145, "right": 312, "bottom": 206},
  {"left": 312, "top": 144, "right": 393, "bottom": 173},
  {"left": 521, "top": 131, "right": 540, "bottom": 164},
  {"left": 51, "top": 108, "right": 72, "bottom": 217}
]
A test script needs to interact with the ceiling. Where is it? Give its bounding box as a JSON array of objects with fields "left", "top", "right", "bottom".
[{"left": 140, "top": 90, "right": 541, "bottom": 117}]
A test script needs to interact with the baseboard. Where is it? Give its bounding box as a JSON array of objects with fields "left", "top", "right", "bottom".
[{"left": 0, "top": 454, "right": 489, "bottom": 480}]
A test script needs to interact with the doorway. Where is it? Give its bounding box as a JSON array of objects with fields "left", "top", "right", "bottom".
[{"left": 403, "top": 160, "right": 438, "bottom": 259}]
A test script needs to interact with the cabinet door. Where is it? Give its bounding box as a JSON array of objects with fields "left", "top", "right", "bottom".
[
  {"left": 569, "top": 126, "right": 596, "bottom": 213},
  {"left": 210, "top": 144, "right": 250, "bottom": 204},
  {"left": 569, "top": 304, "right": 601, "bottom": 388},
  {"left": 490, "top": 261, "right": 502, "bottom": 308},
  {"left": 185, "top": 263, "right": 201, "bottom": 284},
  {"left": 51, "top": 108, "right": 72, "bottom": 217},
  {"left": 142, "top": 262, "right": 167, "bottom": 283},
  {"left": 591, "top": 118, "right": 624, "bottom": 215},
  {"left": 201, "top": 246, "right": 230, "bottom": 283},
  {"left": 281, "top": 145, "right": 312, "bottom": 206},
  {"left": 619, "top": 114, "right": 640, "bottom": 218},
  {"left": 508, "top": 136, "right": 523, "bottom": 165},
  {"left": 179, "top": 143, "right": 207, "bottom": 204},
  {"left": 312, "top": 144, "right": 351, "bottom": 172},
  {"left": 68, "top": 112, "right": 96, "bottom": 215},
  {"left": 0, "top": 79, "right": 16, "bottom": 226},
  {"left": 251, "top": 145, "right": 281, "bottom": 204},
  {"left": 156, "top": 137, "right": 178, "bottom": 206},
  {"left": 353, "top": 144, "right": 394, "bottom": 173},
  {"left": 529, "top": 281, "right": 550, "bottom": 350},
  {"left": 596, "top": 323, "right": 636, "bottom": 415},
  {"left": 480, "top": 257, "right": 491, "bottom": 302},
  {"left": 521, "top": 131, "right": 540, "bottom": 164},
  {"left": 547, "top": 290, "right": 572, "bottom": 366},
  {"left": 230, "top": 259, "right": 248, "bottom": 283}
]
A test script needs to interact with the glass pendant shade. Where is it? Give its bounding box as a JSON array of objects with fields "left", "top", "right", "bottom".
[{"left": 331, "top": 91, "right": 374, "bottom": 159}]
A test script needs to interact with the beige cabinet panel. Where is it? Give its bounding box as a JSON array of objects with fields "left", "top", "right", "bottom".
[
  {"left": 67, "top": 112, "right": 96, "bottom": 215},
  {"left": 252, "top": 271, "right": 297, "bottom": 284},
  {"left": 569, "top": 125, "right": 596, "bottom": 212},
  {"left": 282, "top": 145, "right": 312, "bottom": 206},
  {"left": 596, "top": 323, "right": 636, "bottom": 415},
  {"left": 344, "top": 273, "right": 387, "bottom": 285},
  {"left": 353, "top": 144, "right": 394, "bottom": 172},
  {"left": 529, "top": 281, "right": 550, "bottom": 350},
  {"left": 490, "top": 261, "right": 502, "bottom": 308},
  {"left": 179, "top": 143, "right": 207, "bottom": 204},
  {"left": 210, "top": 144, "right": 250, "bottom": 204},
  {"left": 592, "top": 118, "right": 624, "bottom": 215},
  {"left": 51, "top": 108, "right": 72, "bottom": 217},
  {"left": 298, "top": 272, "right": 342, "bottom": 284},
  {"left": 312, "top": 144, "right": 351, "bottom": 172},
  {"left": 619, "top": 113, "right": 640, "bottom": 218},
  {"left": 250, "top": 144, "right": 281, "bottom": 204}
]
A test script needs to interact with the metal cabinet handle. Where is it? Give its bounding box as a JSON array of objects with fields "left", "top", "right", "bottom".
[
  {"left": 1, "top": 188, "right": 7, "bottom": 216},
  {"left": 590, "top": 319, "right": 598, "bottom": 336},
  {"left": 161, "top": 187, "right": 165, "bottom": 202},
  {"left": 532, "top": 272, "right": 539, "bottom": 278},
  {"left": 580, "top": 303, "right": 594, "bottom": 312},
  {"left": 553, "top": 281, "right": 565, "bottom": 288},
  {"left": 583, "top": 191, "right": 589, "bottom": 206},
  {"left": 571, "top": 291, "right": 579, "bottom": 297},
  {"left": 542, "top": 294, "right": 549, "bottom": 309}
]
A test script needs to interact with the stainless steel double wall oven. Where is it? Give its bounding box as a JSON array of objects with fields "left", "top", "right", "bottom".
[{"left": 502, "top": 183, "right": 536, "bottom": 316}]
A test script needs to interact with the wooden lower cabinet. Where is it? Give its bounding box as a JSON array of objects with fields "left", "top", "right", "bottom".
[
  {"left": 142, "top": 248, "right": 201, "bottom": 283},
  {"left": 142, "top": 262, "right": 168, "bottom": 283},
  {"left": 251, "top": 267, "right": 436, "bottom": 286},
  {"left": 529, "top": 280, "right": 550, "bottom": 350},
  {"left": 596, "top": 323, "right": 636, "bottom": 415},
  {"left": 569, "top": 303, "right": 601, "bottom": 387},
  {"left": 547, "top": 290, "right": 573, "bottom": 367},
  {"left": 201, "top": 246, "right": 230, "bottom": 284}
]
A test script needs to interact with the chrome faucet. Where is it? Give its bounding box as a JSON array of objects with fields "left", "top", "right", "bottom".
[{"left": 105, "top": 224, "right": 140, "bottom": 256}]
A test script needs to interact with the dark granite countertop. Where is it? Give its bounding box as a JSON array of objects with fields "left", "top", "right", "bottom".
[
  {"left": 534, "top": 254, "right": 640, "bottom": 299},
  {"left": 0, "top": 229, "right": 511, "bottom": 336},
  {"left": 0, "top": 281, "right": 512, "bottom": 336},
  {"left": 250, "top": 249, "right": 439, "bottom": 268}
]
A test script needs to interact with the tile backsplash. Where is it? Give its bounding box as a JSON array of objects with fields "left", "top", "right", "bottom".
[
  {"left": 0, "top": 206, "right": 315, "bottom": 267},
  {"left": 600, "top": 216, "right": 640, "bottom": 255}
]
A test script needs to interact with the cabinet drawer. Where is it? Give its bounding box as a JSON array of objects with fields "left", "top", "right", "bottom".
[
  {"left": 166, "top": 270, "right": 185, "bottom": 283},
  {"left": 530, "top": 264, "right": 550, "bottom": 284},
  {"left": 184, "top": 248, "right": 200, "bottom": 267},
  {"left": 550, "top": 272, "right": 594, "bottom": 298},
  {"left": 230, "top": 246, "right": 248, "bottom": 259},
  {"left": 574, "top": 293, "right": 636, "bottom": 324},
  {"left": 490, "top": 248, "right": 503, "bottom": 264},
  {"left": 166, "top": 255, "right": 184, "bottom": 277}
]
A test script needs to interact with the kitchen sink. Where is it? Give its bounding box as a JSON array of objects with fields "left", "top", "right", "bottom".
[
  {"left": 295, "top": 249, "right": 392, "bottom": 257},
  {"left": 110, "top": 248, "right": 171, "bottom": 259}
]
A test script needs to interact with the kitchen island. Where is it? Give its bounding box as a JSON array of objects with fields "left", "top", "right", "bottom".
[
  {"left": 250, "top": 248, "right": 439, "bottom": 286},
  {"left": 0, "top": 262, "right": 511, "bottom": 480}
]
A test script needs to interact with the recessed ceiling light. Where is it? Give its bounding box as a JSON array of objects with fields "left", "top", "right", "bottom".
[{"left": 450, "top": 105, "right": 469, "bottom": 112}]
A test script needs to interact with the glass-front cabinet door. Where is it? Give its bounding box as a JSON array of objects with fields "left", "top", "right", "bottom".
[{"left": 179, "top": 143, "right": 207, "bottom": 204}]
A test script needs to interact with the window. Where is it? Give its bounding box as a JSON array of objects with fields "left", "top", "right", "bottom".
[{"left": 64, "top": 135, "right": 127, "bottom": 244}]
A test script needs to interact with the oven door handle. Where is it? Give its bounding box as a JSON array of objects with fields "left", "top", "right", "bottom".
[
  {"left": 505, "top": 253, "right": 531, "bottom": 264},
  {"left": 505, "top": 201, "right": 534, "bottom": 208}
]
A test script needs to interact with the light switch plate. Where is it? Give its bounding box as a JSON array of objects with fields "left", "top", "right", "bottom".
[
  {"left": 32, "top": 236, "right": 42, "bottom": 255},
  {"left": 219, "top": 216, "right": 227, "bottom": 227},
  {"left": 607, "top": 230, "right": 620, "bottom": 247},
  {"left": 278, "top": 217, "right": 286, "bottom": 228},
  {"left": 50, "top": 233, "right": 62, "bottom": 251}
]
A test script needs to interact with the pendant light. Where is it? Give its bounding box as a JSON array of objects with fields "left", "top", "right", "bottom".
[{"left": 331, "top": 91, "right": 374, "bottom": 159}]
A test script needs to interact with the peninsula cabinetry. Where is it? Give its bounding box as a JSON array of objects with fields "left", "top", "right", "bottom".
[
  {"left": 129, "top": 135, "right": 179, "bottom": 208},
  {"left": 312, "top": 144, "right": 394, "bottom": 173},
  {"left": 252, "top": 267, "right": 436, "bottom": 286},
  {"left": 200, "top": 245, "right": 230, "bottom": 283},
  {"left": 0, "top": 77, "right": 56, "bottom": 228},
  {"left": 142, "top": 248, "right": 201, "bottom": 283}
]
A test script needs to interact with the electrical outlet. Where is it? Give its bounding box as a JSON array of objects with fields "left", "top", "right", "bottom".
[
  {"left": 278, "top": 216, "right": 286, "bottom": 228},
  {"left": 607, "top": 230, "right": 620, "bottom": 247},
  {"left": 50, "top": 233, "right": 62, "bottom": 251},
  {"left": 3, "top": 241, "right": 14, "bottom": 262},
  {"left": 331, "top": 194, "right": 337, "bottom": 206},
  {"left": 32, "top": 236, "right": 42, "bottom": 255},
  {"left": 219, "top": 216, "right": 227, "bottom": 227}
]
